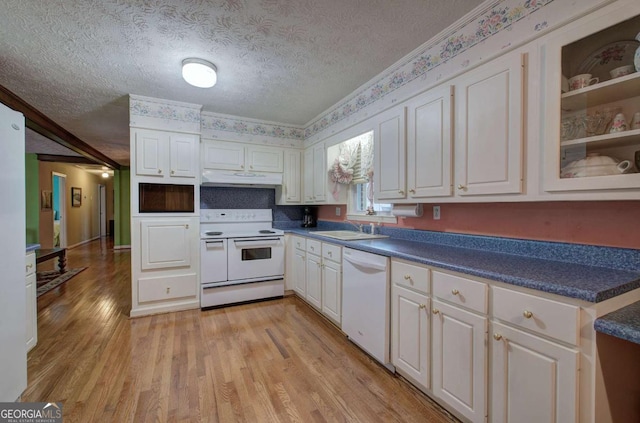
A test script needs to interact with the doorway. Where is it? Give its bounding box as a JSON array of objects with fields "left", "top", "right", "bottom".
[
  {"left": 99, "top": 184, "right": 107, "bottom": 237},
  {"left": 52, "top": 172, "right": 67, "bottom": 248}
]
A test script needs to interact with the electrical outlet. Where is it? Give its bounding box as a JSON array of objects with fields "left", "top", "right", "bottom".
[
  {"left": 433, "top": 205, "right": 441, "bottom": 220},
  {"left": 336, "top": 207, "right": 341, "bottom": 216}
]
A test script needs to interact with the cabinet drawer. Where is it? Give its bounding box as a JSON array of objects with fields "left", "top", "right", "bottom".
[
  {"left": 138, "top": 273, "right": 198, "bottom": 303},
  {"left": 25, "top": 252, "right": 36, "bottom": 276},
  {"left": 432, "top": 270, "right": 487, "bottom": 314},
  {"left": 292, "top": 236, "right": 306, "bottom": 251},
  {"left": 392, "top": 260, "right": 429, "bottom": 295},
  {"left": 492, "top": 286, "right": 580, "bottom": 345},
  {"left": 322, "top": 243, "right": 341, "bottom": 262},
  {"left": 306, "top": 239, "right": 322, "bottom": 255}
]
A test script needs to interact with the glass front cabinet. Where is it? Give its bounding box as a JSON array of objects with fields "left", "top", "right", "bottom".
[{"left": 543, "top": 4, "right": 640, "bottom": 192}]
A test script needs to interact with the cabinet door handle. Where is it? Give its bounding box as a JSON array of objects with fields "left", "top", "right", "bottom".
[
  {"left": 451, "top": 289, "right": 459, "bottom": 296},
  {"left": 185, "top": 224, "right": 189, "bottom": 229},
  {"left": 409, "top": 189, "right": 416, "bottom": 194},
  {"left": 419, "top": 304, "right": 426, "bottom": 309},
  {"left": 166, "top": 287, "right": 171, "bottom": 294},
  {"left": 250, "top": 165, "right": 253, "bottom": 169},
  {"left": 328, "top": 251, "right": 332, "bottom": 257},
  {"left": 493, "top": 333, "right": 503, "bottom": 341},
  {"left": 157, "top": 169, "right": 162, "bottom": 174},
  {"left": 398, "top": 190, "right": 405, "bottom": 195},
  {"left": 432, "top": 309, "right": 439, "bottom": 315},
  {"left": 403, "top": 274, "right": 411, "bottom": 280},
  {"left": 523, "top": 310, "right": 533, "bottom": 319},
  {"left": 26, "top": 263, "right": 33, "bottom": 269},
  {"left": 240, "top": 164, "right": 244, "bottom": 169},
  {"left": 171, "top": 170, "right": 175, "bottom": 175},
  {"left": 457, "top": 184, "right": 466, "bottom": 191}
]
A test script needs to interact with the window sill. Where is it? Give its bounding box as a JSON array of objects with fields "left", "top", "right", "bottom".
[{"left": 346, "top": 214, "right": 397, "bottom": 224}]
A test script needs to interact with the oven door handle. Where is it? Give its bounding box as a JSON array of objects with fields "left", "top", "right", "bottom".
[
  {"left": 233, "top": 238, "right": 281, "bottom": 245},
  {"left": 204, "top": 240, "right": 225, "bottom": 246}
]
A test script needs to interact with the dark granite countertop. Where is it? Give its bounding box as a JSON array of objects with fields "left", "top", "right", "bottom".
[
  {"left": 285, "top": 228, "right": 640, "bottom": 304},
  {"left": 594, "top": 301, "right": 640, "bottom": 345}
]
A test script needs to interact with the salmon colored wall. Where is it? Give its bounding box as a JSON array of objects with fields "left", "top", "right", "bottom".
[{"left": 318, "top": 201, "right": 640, "bottom": 249}]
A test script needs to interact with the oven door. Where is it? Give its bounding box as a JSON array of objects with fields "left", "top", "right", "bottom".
[
  {"left": 200, "top": 239, "right": 227, "bottom": 284},
  {"left": 228, "top": 237, "right": 284, "bottom": 282}
]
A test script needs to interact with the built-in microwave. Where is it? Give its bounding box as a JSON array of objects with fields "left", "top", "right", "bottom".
[{"left": 138, "top": 183, "right": 194, "bottom": 213}]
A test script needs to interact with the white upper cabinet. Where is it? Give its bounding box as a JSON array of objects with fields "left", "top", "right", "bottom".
[
  {"left": 202, "top": 140, "right": 284, "bottom": 173},
  {"left": 542, "top": 7, "right": 640, "bottom": 192},
  {"left": 134, "top": 128, "right": 198, "bottom": 179},
  {"left": 276, "top": 149, "right": 302, "bottom": 204},
  {"left": 374, "top": 105, "right": 407, "bottom": 200},
  {"left": 202, "top": 140, "right": 245, "bottom": 171},
  {"left": 246, "top": 145, "right": 284, "bottom": 172},
  {"left": 312, "top": 143, "right": 326, "bottom": 202},
  {"left": 303, "top": 143, "right": 327, "bottom": 203},
  {"left": 454, "top": 50, "right": 525, "bottom": 196},
  {"left": 406, "top": 85, "right": 454, "bottom": 198}
]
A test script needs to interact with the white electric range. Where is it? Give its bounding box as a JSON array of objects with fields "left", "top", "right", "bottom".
[{"left": 200, "top": 209, "right": 285, "bottom": 308}]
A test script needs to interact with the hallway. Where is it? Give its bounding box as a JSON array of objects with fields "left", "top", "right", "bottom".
[{"left": 23, "top": 239, "right": 456, "bottom": 422}]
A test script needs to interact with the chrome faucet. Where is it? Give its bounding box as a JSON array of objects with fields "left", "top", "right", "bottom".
[{"left": 346, "top": 221, "right": 364, "bottom": 232}]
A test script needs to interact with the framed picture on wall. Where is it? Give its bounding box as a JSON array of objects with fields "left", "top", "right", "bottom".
[
  {"left": 71, "top": 187, "right": 82, "bottom": 207},
  {"left": 41, "top": 190, "right": 52, "bottom": 211}
]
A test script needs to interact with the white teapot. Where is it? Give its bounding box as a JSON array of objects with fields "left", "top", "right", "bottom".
[{"left": 560, "top": 153, "right": 632, "bottom": 178}]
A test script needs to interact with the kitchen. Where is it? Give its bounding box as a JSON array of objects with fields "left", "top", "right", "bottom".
[{"left": 2, "top": 0, "right": 640, "bottom": 421}]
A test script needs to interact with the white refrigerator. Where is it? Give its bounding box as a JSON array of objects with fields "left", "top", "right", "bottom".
[{"left": 0, "top": 101, "right": 27, "bottom": 401}]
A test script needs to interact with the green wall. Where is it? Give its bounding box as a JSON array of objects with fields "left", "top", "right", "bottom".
[
  {"left": 25, "top": 153, "right": 39, "bottom": 244},
  {"left": 114, "top": 168, "right": 131, "bottom": 246}
]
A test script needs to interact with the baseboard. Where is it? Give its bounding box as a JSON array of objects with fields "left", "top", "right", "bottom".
[
  {"left": 114, "top": 245, "right": 131, "bottom": 250},
  {"left": 67, "top": 236, "right": 100, "bottom": 249},
  {"left": 130, "top": 300, "right": 200, "bottom": 318}
]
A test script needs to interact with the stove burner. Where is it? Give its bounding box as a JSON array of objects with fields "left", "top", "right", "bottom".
[
  {"left": 259, "top": 230, "right": 276, "bottom": 234},
  {"left": 205, "top": 231, "right": 223, "bottom": 236}
]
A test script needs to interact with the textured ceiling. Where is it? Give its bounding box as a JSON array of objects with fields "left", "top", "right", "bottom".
[{"left": 1, "top": 0, "right": 485, "bottom": 166}]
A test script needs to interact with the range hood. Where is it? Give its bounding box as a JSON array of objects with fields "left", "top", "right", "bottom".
[{"left": 201, "top": 169, "right": 283, "bottom": 186}]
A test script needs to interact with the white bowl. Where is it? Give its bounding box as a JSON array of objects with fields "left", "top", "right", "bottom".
[
  {"left": 561, "top": 154, "right": 632, "bottom": 178},
  {"left": 609, "top": 65, "right": 634, "bottom": 79}
]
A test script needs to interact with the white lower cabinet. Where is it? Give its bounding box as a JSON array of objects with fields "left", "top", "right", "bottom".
[
  {"left": 490, "top": 285, "right": 579, "bottom": 423},
  {"left": 25, "top": 251, "right": 37, "bottom": 352},
  {"left": 291, "top": 237, "right": 342, "bottom": 327},
  {"left": 391, "top": 284, "right": 430, "bottom": 391},
  {"left": 490, "top": 322, "right": 579, "bottom": 423},
  {"left": 131, "top": 217, "right": 200, "bottom": 317},
  {"left": 305, "top": 252, "right": 322, "bottom": 310},
  {"left": 140, "top": 219, "right": 192, "bottom": 270},
  {"left": 293, "top": 248, "right": 306, "bottom": 297},
  {"left": 432, "top": 299, "right": 487, "bottom": 423},
  {"left": 391, "top": 259, "right": 431, "bottom": 392},
  {"left": 321, "top": 243, "right": 342, "bottom": 326}
]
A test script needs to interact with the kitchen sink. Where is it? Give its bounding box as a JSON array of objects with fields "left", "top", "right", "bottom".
[{"left": 311, "top": 230, "right": 389, "bottom": 241}]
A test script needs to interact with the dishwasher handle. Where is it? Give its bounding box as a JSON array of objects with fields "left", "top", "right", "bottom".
[{"left": 343, "top": 253, "right": 387, "bottom": 271}]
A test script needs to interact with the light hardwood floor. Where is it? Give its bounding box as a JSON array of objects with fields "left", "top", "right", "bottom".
[{"left": 25, "top": 238, "right": 458, "bottom": 423}]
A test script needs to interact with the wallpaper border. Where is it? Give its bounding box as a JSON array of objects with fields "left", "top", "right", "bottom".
[{"left": 304, "top": 0, "right": 554, "bottom": 139}]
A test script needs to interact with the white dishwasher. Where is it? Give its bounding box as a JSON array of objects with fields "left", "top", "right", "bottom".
[{"left": 341, "top": 248, "right": 393, "bottom": 370}]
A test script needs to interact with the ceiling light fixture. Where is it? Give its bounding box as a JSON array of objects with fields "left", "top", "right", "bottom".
[
  {"left": 102, "top": 172, "right": 109, "bottom": 178},
  {"left": 182, "top": 58, "right": 217, "bottom": 88}
]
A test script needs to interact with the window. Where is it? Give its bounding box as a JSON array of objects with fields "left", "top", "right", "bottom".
[{"left": 327, "top": 131, "right": 395, "bottom": 223}]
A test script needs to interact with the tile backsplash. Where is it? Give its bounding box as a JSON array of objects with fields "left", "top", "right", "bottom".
[{"left": 200, "top": 187, "right": 303, "bottom": 224}]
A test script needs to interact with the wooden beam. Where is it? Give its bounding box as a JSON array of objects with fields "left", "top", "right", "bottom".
[
  {"left": 36, "top": 154, "right": 101, "bottom": 165},
  {"left": 0, "top": 84, "right": 121, "bottom": 170}
]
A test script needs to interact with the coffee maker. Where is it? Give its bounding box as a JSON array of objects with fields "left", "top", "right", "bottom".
[{"left": 301, "top": 207, "right": 317, "bottom": 228}]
